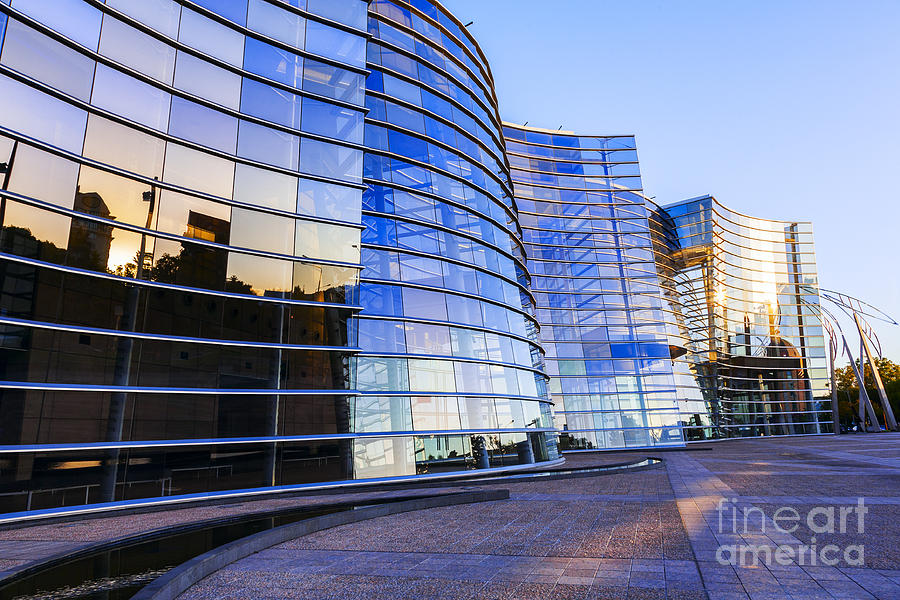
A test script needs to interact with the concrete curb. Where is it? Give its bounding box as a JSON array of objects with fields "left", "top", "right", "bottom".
[{"left": 132, "top": 489, "right": 509, "bottom": 600}]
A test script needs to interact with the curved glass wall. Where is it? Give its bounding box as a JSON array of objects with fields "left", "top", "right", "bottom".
[
  {"left": 503, "top": 124, "right": 683, "bottom": 451},
  {"left": 649, "top": 195, "right": 832, "bottom": 439},
  {"left": 0, "top": 0, "right": 371, "bottom": 517},
  {"left": 359, "top": 0, "right": 558, "bottom": 474}
]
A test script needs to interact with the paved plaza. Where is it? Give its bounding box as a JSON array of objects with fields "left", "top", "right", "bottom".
[{"left": 177, "top": 434, "right": 900, "bottom": 600}]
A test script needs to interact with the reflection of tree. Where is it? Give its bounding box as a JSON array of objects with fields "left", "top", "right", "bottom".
[{"left": 0, "top": 225, "right": 66, "bottom": 263}]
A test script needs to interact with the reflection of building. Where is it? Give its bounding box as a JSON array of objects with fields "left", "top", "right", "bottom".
[
  {"left": 178, "top": 210, "right": 230, "bottom": 290},
  {"left": 648, "top": 196, "right": 831, "bottom": 440},
  {"left": 69, "top": 188, "right": 114, "bottom": 270}
]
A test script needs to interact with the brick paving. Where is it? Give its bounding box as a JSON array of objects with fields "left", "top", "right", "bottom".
[
  {"left": 179, "top": 433, "right": 900, "bottom": 599},
  {"left": 0, "top": 487, "right": 466, "bottom": 579}
]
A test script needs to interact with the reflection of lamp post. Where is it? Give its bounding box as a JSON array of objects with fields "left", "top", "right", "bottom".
[
  {"left": 136, "top": 179, "right": 158, "bottom": 279},
  {"left": 0, "top": 140, "right": 20, "bottom": 237},
  {"left": 101, "top": 179, "right": 158, "bottom": 502}
]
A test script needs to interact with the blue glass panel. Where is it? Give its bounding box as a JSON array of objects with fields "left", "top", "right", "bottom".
[
  {"left": 299, "top": 139, "right": 362, "bottom": 184},
  {"left": 446, "top": 294, "right": 482, "bottom": 327},
  {"left": 192, "top": 0, "right": 248, "bottom": 26},
  {"left": 306, "top": 19, "right": 365, "bottom": 67},
  {"left": 169, "top": 96, "right": 238, "bottom": 153},
  {"left": 237, "top": 120, "right": 299, "bottom": 170},
  {"left": 361, "top": 215, "right": 397, "bottom": 246},
  {"left": 388, "top": 130, "right": 428, "bottom": 163},
  {"left": 0, "top": 13, "right": 7, "bottom": 51},
  {"left": 385, "top": 102, "right": 425, "bottom": 133},
  {"left": 391, "top": 160, "right": 431, "bottom": 191},
  {"left": 179, "top": 8, "right": 244, "bottom": 67},
  {"left": 402, "top": 287, "right": 447, "bottom": 321},
  {"left": 12, "top": 0, "right": 101, "bottom": 50},
  {"left": 307, "top": 0, "right": 366, "bottom": 30},
  {"left": 301, "top": 97, "right": 363, "bottom": 144},
  {"left": 247, "top": 0, "right": 305, "bottom": 49},
  {"left": 363, "top": 184, "right": 394, "bottom": 213},
  {"left": 396, "top": 222, "right": 439, "bottom": 254},
  {"left": 358, "top": 319, "right": 406, "bottom": 353},
  {"left": 360, "top": 283, "right": 403, "bottom": 316},
  {"left": 361, "top": 248, "right": 399, "bottom": 280},
  {"left": 303, "top": 58, "right": 363, "bottom": 105},
  {"left": 244, "top": 37, "right": 303, "bottom": 87},
  {"left": 240, "top": 78, "right": 302, "bottom": 128}
]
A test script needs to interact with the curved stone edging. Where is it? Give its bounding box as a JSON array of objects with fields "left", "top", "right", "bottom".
[{"left": 132, "top": 489, "right": 509, "bottom": 600}]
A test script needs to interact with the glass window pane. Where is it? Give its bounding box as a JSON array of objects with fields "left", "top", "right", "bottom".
[
  {"left": 307, "top": 0, "right": 366, "bottom": 30},
  {"left": 240, "top": 78, "right": 302, "bottom": 128},
  {"left": 82, "top": 115, "right": 165, "bottom": 178},
  {"left": 454, "top": 362, "right": 492, "bottom": 394},
  {"left": 155, "top": 189, "right": 231, "bottom": 240},
  {"left": 405, "top": 323, "right": 451, "bottom": 355},
  {"left": 297, "top": 178, "right": 361, "bottom": 223},
  {"left": 233, "top": 163, "right": 297, "bottom": 212},
  {"left": 460, "top": 397, "right": 498, "bottom": 430},
  {"left": 92, "top": 65, "right": 171, "bottom": 131},
  {"left": 303, "top": 58, "right": 363, "bottom": 105},
  {"left": 0, "top": 74, "right": 87, "bottom": 152},
  {"left": 1, "top": 199, "right": 73, "bottom": 251},
  {"left": 11, "top": 0, "right": 101, "bottom": 49},
  {"left": 355, "top": 357, "right": 408, "bottom": 392},
  {"left": 300, "top": 97, "right": 363, "bottom": 144},
  {"left": 411, "top": 397, "right": 460, "bottom": 431},
  {"left": 408, "top": 359, "right": 456, "bottom": 393},
  {"left": 247, "top": 0, "right": 304, "bottom": 49},
  {"left": 243, "top": 36, "right": 303, "bottom": 88},
  {"left": 169, "top": 96, "right": 238, "bottom": 153},
  {"left": 0, "top": 18, "right": 95, "bottom": 100},
  {"left": 299, "top": 139, "right": 362, "bottom": 184},
  {"left": 230, "top": 207, "right": 294, "bottom": 255},
  {"left": 163, "top": 144, "right": 235, "bottom": 198},
  {"left": 227, "top": 252, "right": 292, "bottom": 294},
  {"left": 305, "top": 20, "right": 364, "bottom": 66},
  {"left": 6, "top": 144, "right": 79, "bottom": 209},
  {"left": 237, "top": 120, "right": 299, "bottom": 170},
  {"left": 99, "top": 14, "right": 175, "bottom": 84},
  {"left": 174, "top": 51, "right": 242, "bottom": 110},
  {"left": 402, "top": 288, "right": 447, "bottom": 321},
  {"left": 191, "top": 0, "right": 247, "bottom": 26},
  {"left": 294, "top": 220, "right": 360, "bottom": 263},
  {"left": 74, "top": 167, "right": 156, "bottom": 268},
  {"left": 353, "top": 396, "right": 412, "bottom": 433},
  {"left": 358, "top": 319, "right": 406, "bottom": 353},
  {"left": 353, "top": 438, "right": 415, "bottom": 479},
  {"left": 104, "top": 0, "right": 181, "bottom": 37},
  {"left": 178, "top": 8, "right": 244, "bottom": 67}
]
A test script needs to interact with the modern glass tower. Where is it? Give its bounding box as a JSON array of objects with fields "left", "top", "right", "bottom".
[
  {"left": 649, "top": 196, "right": 832, "bottom": 439},
  {"left": 504, "top": 124, "right": 683, "bottom": 451}
]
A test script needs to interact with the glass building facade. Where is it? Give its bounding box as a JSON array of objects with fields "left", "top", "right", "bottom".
[
  {"left": 0, "top": 0, "right": 558, "bottom": 520},
  {"left": 357, "top": 0, "right": 558, "bottom": 477},
  {"left": 504, "top": 125, "right": 683, "bottom": 451},
  {"left": 0, "top": 0, "right": 371, "bottom": 516},
  {"left": 649, "top": 196, "right": 832, "bottom": 439},
  {"left": 0, "top": 0, "right": 829, "bottom": 520}
]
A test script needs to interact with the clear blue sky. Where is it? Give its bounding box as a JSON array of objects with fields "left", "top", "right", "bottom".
[{"left": 444, "top": 0, "right": 900, "bottom": 363}]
